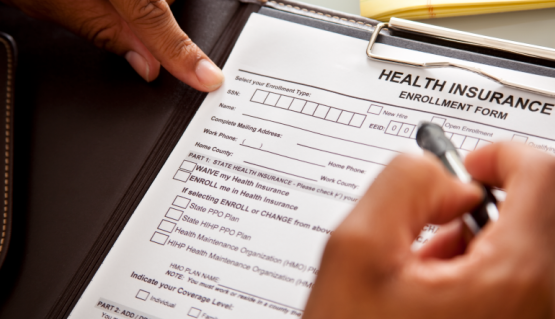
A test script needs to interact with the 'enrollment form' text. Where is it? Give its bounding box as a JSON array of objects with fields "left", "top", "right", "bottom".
[{"left": 70, "top": 13, "right": 555, "bottom": 319}]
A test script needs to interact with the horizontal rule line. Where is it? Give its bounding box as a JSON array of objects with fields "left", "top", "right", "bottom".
[
  {"left": 298, "top": 144, "right": 386, "bottom": 166},
  {"left": 242, "top": 114, "right": 400, "bottom": 154},
  {"left": 244, "top": 161, "right": 317, "bottom": 182},
  {"left": 240, "top": 144, "right": 325, "bottom": 167},
  {"left": 218, "top": 284, "right": 304, "bottom": 312}
]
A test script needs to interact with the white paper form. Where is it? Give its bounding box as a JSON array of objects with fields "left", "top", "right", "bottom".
[{"left": 70, "top": 13, "right": 555, "bottom": 319}]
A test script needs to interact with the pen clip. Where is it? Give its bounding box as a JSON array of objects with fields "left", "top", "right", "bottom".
[{"left": 366, "top": 19, "right": 555, "bottom": 98}]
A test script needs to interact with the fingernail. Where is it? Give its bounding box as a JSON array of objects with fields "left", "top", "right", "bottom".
[
  {"left": 195, "top": 59, "right": 224, "bottom": 91},
  {"left": 125, "top": 51, "right": 150, "bottom": 82}
]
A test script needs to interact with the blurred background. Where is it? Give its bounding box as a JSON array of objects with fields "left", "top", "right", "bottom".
[{"left": 302, "top": 0, "right": 555, "bottom": 49}]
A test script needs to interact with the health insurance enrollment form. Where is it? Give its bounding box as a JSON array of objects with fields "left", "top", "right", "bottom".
[{"left": 70, "top": 13, "right": 555, "bottom": 319}]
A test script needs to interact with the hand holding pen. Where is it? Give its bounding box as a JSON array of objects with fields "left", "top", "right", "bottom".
[
  {"left": 304, "top": 142, "right": 555, "bottom": 318},
  {"left": 416, "top": 122, "right": 499, "bottom": 237}
]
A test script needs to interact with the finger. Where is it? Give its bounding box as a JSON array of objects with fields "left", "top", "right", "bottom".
[
  {"left": 310, "top": 154, "right": 481, "bottom": 317},
  {"left": 110, "top": 0, "right": 224, "bottom": 91},
  {"left": 416, "top": 219, "right": 469, "bottom": 259},
  {"left": 465, "top": 142, "right": 554, "bottom": 188},
  {"left": 465, "top": 142, "right": 555, "bottom": 220},
  {"left": 17, "top": 0, "right": 160, "bottom": 82},
  {"left": 85, "top": 12, "right": 162, "bottom": 82},
  {"left": 463, "top": 143, "right": 555, "bottom": 317},
  {"left": 335, "top": 153, "right": 482, "bottom": 260}
]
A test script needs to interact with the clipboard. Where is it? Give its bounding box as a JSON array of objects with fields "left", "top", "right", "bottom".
[
  {"left": 1, "top": 1, "right": 555, "bottom": 318},
  {"left": 259, "top": 0, "right": 555, "bottom": 92}
]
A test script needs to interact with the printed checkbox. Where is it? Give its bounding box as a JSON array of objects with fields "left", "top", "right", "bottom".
[
  {"left": 165, "top": 207, "right": 184, "bottom": 221},
  {"left": 431, "top": 117, "right": 446, "bottom": 127},
  {"left": 461, "top": 137, "right": 479, "bottom": 151},
  {"left": 136, "top": 290, "right": 150, "bottom": 301},
  {"left": 349, "top": 114, "right": 366, "bottom": 128},
  {"left": 450, "top": 134, "right": 466, "bottom": 148},
  {"left": 512, "top": 134, "right": 528, "bottom": 143},
  {"left": 289, "top": 99, "right": 306, "bottom": 112},
  {"left": 301, "top": 102, "right": 318, "bottom": 115},
  {"left": 368, "top": 104, "right": 383, "bottom": 115},
  {"left": 188, "top": 307, "right": 202, "bottom": 318},
  {"left": 337, "top": 111, "right": 354, "bottom": 125},
  {"left": 150, "top": 232, "right": 169, "bottom": 245},
  {"left": 251, "top": 90, "right": 269, "bottom": 103},
  {"left": 173, "top": 170, "right": 191, "bottom": 183},
  {"left": 173, "top": 196, "right": 191, "bottom": 209},
  {"left": 398, "top": 123, "right": 416, "bottom": 138},
  {"left": 158, "top": 220, "right": 177, "bottom": 233},
  {"left": 264, "top": 93, "right": 280, "bottom": 106},
  {"left": 411, "top": 127, "right": 419, "bottom": 139},
  {"left": 476, "top": 139, "right": 493, "bottom": 149},
  {"left": 313, "top": 105, "right": 330, "bottom": 118},
  {"left": 385, "top": 121, "right": 403, "bottom": 136},
  {"left": 276, "top": 95, "right": 293, "bottom": 109},
  {"left": 180, "top": 160, "right": 197, "bottom": 172},
  {"left": 325, "top": 108, "right": 342, "bottom": 122}
]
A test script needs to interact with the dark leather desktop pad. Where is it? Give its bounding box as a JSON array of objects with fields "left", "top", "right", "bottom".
[{"left": 0, "top": 1, "right": 248, "bottom": 318}]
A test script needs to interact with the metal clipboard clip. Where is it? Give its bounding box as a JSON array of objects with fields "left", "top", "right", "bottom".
[{"left": 367, "top": 18, "right": 555, "bottom": 98}]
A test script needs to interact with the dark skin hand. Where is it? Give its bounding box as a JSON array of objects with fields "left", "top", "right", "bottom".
[
  {"left": 2, "top": 0, "right": 224, "bottom": 90},
  {"left": 4, "top": 2, "right": 553, "bottom": 315},
  {"left": 304, "top": 142, "right": 555, "bottom": 318}
]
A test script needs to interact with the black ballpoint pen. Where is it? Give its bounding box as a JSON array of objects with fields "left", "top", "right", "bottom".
[{"left": 416, "top": 122, "right": 499, "bottom": 235}]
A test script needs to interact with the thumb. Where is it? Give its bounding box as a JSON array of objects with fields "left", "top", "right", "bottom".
[{"left": 109, "top": 0, "right": 224, "bottom": 91}]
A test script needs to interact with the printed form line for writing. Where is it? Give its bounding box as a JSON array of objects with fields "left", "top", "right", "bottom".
[
  {"left": 243, "top": 114, "right": 400, "bottom": 154},
  {"left": 243, "top": 161, "right": 317, "bottom": 182},
  {"left": 239, "top": 69, "right": 555, "bottom": 143},
  {"left": 240, "top": 144, "right": 325, "bottom": 167},
  {"left": 298, "top": 144, "right": 386, "bottom": 166},
  {"left": 217, "top": 284, "right": 304, "bottom": 312}
]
